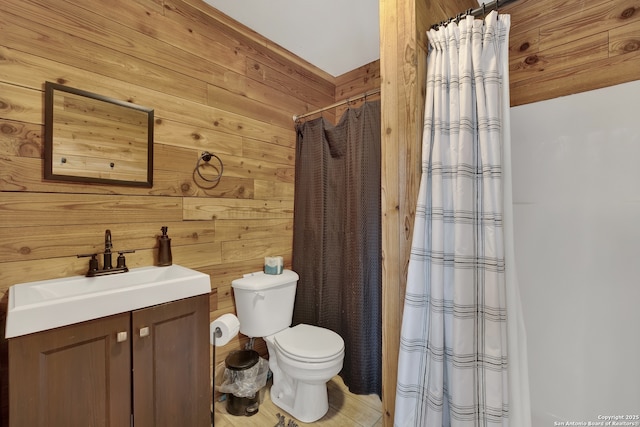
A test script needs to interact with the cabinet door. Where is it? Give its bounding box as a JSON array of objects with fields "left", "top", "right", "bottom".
[
  {"left": 132, "top": 294, "right": 210, "bottom": 427},
  {"left": 9, "top": 313, "right": 131, "bottom": 427}
]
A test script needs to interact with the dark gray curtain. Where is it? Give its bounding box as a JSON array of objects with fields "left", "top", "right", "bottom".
[{"left": 292, "top": 100, "right": 381, "bottom": 396}]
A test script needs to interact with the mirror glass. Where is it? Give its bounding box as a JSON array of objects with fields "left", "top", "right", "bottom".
[{"left": 44, "top": 82, "right": 154, "bottom": 187}]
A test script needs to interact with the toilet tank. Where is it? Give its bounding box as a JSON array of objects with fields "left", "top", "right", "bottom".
[{"left": 231, "top": 269, "right": 299, "bottom": 338}]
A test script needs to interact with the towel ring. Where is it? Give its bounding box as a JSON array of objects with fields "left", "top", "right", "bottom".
[{"left": 194, "top": 151, "right": 223, "bottom": 188}]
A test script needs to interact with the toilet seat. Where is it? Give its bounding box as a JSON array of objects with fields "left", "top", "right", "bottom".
[{"left": 274, "top": 324, "right": 344, "bottom": 363}]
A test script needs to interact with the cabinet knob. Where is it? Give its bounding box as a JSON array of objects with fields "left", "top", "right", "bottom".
[
  {"left": 116, "top": 331, "right": 128, "bottom": 342},
  {"left": 139, "top": 326, "right": 150, "bottom": 337}
]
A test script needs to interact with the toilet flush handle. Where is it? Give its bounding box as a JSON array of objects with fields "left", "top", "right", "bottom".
[{"left": 254, "top": 291, "right": 265, "bottom": 299}]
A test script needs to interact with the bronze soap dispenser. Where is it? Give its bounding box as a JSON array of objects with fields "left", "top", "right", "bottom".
[{"left": 157, "top": 226, "right": 173, "bottom": 266}]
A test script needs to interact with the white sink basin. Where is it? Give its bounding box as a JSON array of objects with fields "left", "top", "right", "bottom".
[{"left": 5, "top": 265, "right": 211, "bottom": 338}]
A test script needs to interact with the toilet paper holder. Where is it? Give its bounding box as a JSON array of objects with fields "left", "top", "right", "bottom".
[
  {"left": 212, "top": 325, "right": 222, "bottom": 425},
  {"left": 211, "top": 313, "right": 240, "bottom": 425},
  {"left": 212, "top": 326, "right": 223, "bottom": 341}
]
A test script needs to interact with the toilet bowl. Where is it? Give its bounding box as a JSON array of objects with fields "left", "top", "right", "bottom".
[
  {"left": 231, "top": 270, "right": 345, "bottom": 422},
  {"left": 266, "top": 324, "right": 344, "bottom": 422}
]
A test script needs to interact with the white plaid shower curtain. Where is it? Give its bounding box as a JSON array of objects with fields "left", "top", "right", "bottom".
[{"left": 395, "top": 11, "right": 520, "bottom": 427}]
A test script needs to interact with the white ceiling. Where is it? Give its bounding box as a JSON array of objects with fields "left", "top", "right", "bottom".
[{"left": 203, "top": 0, "right": 380, "bottom": 77}]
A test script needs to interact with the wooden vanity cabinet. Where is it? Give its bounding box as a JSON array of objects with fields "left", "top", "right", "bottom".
[
  {"left": 9, "top": 312, "right": 131, "bottom": 427},
  {"left": 131, "top": 294, "right": 210, "bottom": 427},
  {"left": 8, "top": 294, "right": 210, "bottom": 427}
]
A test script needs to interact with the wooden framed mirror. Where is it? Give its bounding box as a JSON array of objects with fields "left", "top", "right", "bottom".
[{"left": 44, "top": 82, "right": 154, "bottom": 187}]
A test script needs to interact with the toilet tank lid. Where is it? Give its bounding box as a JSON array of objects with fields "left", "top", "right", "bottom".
[{"left": 231, "top": 269, "right": 299, "bottom": 290}]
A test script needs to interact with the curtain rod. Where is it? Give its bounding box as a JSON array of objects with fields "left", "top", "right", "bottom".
[
  {"left": 429, "top": 0, "right": 519, "bottom": 30},
  {"left": 293, "top": 88, "right": 381, "bottom": 122}
]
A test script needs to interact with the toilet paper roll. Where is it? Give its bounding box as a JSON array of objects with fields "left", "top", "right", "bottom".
[
  {"left": 264, "top": 256, "right": 283, "bottom": 275},
  {"left": 210, "top": 313, "right": 240, "bottom": 347}
]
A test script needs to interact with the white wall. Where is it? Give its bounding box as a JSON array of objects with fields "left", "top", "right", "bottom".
[{"left": 511, "top": 80, "right": 640, "bottom": 425}]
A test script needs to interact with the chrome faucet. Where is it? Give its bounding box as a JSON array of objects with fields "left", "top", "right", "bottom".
[{"left": 77, "top": 229, "right": 135, "bottom": 277}]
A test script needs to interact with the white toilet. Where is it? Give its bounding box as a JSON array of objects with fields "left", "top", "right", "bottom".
[{"left": 231, "top": 269, "right": 344, "bottom": 423}]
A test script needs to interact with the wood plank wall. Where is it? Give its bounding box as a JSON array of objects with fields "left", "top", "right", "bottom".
[
  {"left": 505, "top": 0, "right": 640, "bottom": 106},
  {"left": 0, "top": 0, "right": 380, "bottom": 422},
  {"left": 380, "top": 0, "right": 639, "bottom": 424},
  {"left": 380, "top": 0, "right": 444, "bottom": 424},
  {"left": 335, "top": 61, "right": 382, "bottom": 118}
]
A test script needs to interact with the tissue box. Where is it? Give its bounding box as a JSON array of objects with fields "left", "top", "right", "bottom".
[{"left": 264, "top": 256, "right": 283, "bottom": 275}]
